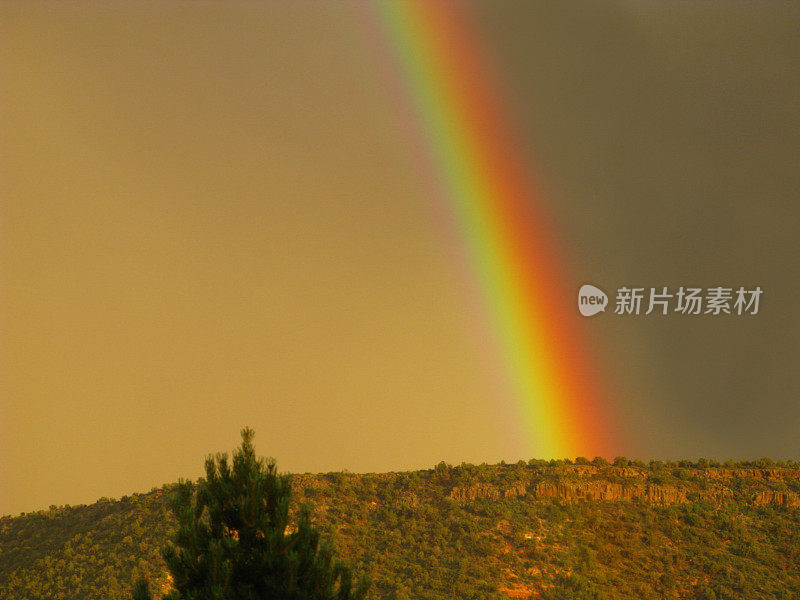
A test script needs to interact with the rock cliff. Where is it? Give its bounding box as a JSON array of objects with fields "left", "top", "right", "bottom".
[{"left": 447, "top": 466, "right": 800, "bottom": 508}]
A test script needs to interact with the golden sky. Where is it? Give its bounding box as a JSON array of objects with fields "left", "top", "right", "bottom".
[
  {"left": 3, "top": 2, "right": 799, "bottom": 516},
  {"left": 2, "top": 3, "right": 520, "bottom": 515}
]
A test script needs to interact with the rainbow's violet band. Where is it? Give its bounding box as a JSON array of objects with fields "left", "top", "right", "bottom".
[{"left": 371, "top": 1, "right": 616, "bottom": 459}]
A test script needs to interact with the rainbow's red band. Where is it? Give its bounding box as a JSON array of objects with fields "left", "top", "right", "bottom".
[{"left": 373, "top": 0, "right": 616, "bottom": 459}]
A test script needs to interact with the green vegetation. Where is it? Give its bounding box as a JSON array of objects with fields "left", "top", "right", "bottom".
[
  {"left": 133, "top": 428, "right": 368, "bottom": 600},
  {"left": 2, "top": 457, "right": 800, "bottom": 600}
]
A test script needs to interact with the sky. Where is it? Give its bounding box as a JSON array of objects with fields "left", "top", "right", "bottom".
[{"left": 2, "top": 1, "right": 799, "bottom": 516}]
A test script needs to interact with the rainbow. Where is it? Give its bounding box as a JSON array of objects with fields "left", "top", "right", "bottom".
[{"left": 363, "top": 1, "right": 616, "bottom": 459}]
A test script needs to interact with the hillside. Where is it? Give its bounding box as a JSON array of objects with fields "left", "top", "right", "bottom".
[{"left": 2, "top": 458, "right": 800, "bottom": 600}]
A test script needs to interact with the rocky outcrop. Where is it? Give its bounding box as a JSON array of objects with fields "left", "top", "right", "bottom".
[
  {"left": 449, "top": 484, "right": 502, "bottom": 502},
  {"left": 296, "top": 466, "right": 800, "bottom": 510},
  {"left": 556, "top": 465, "right": 600, "bottom": 477},
  {"left": 701, "top": 468, "right": 800, "bottom": 481},
  {"left": 696, "top": 488, "right": 735, "bottom": 503},
  {"left": 533, "top": 481, "right": 687, "bottom": 504},
  {"left": 503, "top": 482, "right": 527, "bottom": 499},
  {"left": 554, "top": 465, "right": 645, "bottom": 479},
  {"left": 553, "top": 466, "right": 800, "bottom": 482},
  {"left": 449, "top": 482, "right": 527, "bottom": 503},
  {"left": 448, "top": 479, "right": 794, "bottom": 509},
  {"left": 752, "top": 491, "right": 800, "bottom": 508}
]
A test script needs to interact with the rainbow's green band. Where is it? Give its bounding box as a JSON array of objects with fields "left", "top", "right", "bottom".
[{"left": 373, "top": 0, "right": 615, "bottom": 459}]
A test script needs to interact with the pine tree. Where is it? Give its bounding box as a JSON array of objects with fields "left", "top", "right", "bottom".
[{"left": 133, "top": 428, "right": 369, "bottom": 600}]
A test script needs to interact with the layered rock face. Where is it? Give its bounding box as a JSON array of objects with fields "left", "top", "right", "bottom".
[
  {"left": 448, "top": 482, "right": 527, "bottom": 503},
  {"left": 752, "top": 490, "right": 800, "bottom": 508},
  {"left": 447, "top": 466, "right": 800, "bottom": 508},
  {"left": 702, "top": 468, "right": 797, "bottom": 481},
  {"left": 530, "top": 481, "right": 739, "bottom": 505}
]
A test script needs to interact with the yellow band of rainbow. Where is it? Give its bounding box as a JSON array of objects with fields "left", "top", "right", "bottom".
[{"left": 370, "top": 0, "right": 616, "bottom": 459}]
